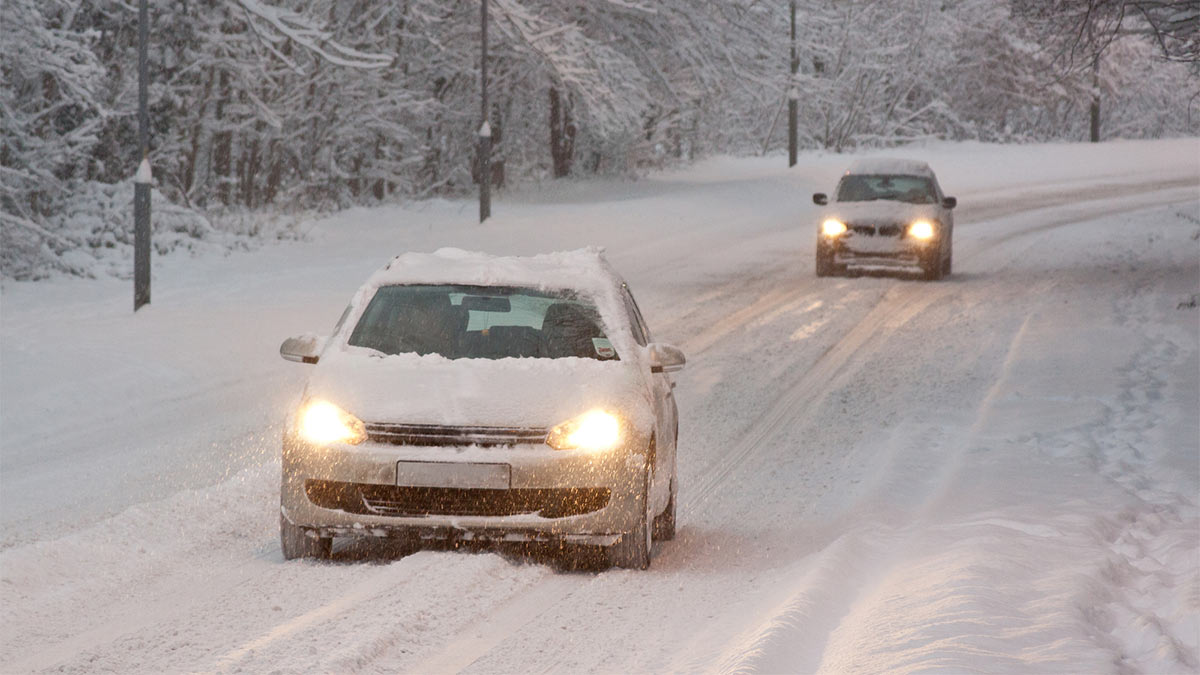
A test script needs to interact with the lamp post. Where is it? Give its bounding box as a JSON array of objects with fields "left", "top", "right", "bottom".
[
  {"left": 134, "top": 0, "right": 151, "bottom": 311},
  {"left": 478, "top": 0, "right": 492, "bottom": 223},
  {"left": 787, "top": 0, "right": 798, "bottom": 168}
]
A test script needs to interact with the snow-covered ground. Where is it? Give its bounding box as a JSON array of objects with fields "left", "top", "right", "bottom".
[{"left": 1, "top": 138, "right": 1197, "bottom": 673}]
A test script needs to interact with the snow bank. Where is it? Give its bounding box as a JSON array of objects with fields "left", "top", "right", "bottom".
[{"left": 0, "top": 180, "right": 305, "bottom": 281}]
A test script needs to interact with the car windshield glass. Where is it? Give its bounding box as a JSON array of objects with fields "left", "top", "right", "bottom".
[
  {"left": 836, "top": 174, "right": 937, "bottom": 204},
  {"left": 347, "top": 284, "right": 619, "bottom": 361}
]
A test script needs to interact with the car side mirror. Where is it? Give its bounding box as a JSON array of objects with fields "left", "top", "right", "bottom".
[
  {"left": 942, "top": 196, "right": 957, "bottom": 209},
  {"left": 647, "top": 343, "right": 686, "bottom": 374},
  {"left": 812, "top": 193, "right": 828, "bottom": 206},
  {"left": 280, "top": 334, "right": 327, "bottom": 364}
]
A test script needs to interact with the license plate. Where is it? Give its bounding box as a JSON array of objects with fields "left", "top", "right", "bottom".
[
  {"left": 396, "top": 461, "right": 511, "bottom": 489},
  {"left": 847, "top": 236, "right": 903, "bottom": 254}
]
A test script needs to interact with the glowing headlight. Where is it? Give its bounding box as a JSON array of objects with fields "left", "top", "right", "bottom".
[
  {"left": 822, "top": 219, "right": 847, "bottom": 237},
  {"left": 908, "top": 220, "right": 935, "bottom": 240},
  {"left": 298, "top": 400, "right": 367, "bottom": 445},
  {"left": 546, "top": 410, "right": 622, "bottom": 451}
]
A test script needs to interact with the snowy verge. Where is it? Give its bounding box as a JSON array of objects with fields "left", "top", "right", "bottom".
[{"left": 0, "top": 180, "right": 308, "bottom": 281}]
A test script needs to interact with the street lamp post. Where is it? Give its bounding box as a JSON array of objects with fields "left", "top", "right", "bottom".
[
  {"left": 134, "top": 0, "right": 151, "bottom": 310},
  {"left": 478, "top": 0, "right": 492, "bottom": 223},
  {"left": 787, "top": 0, "right": 798, "bottom": 168}
]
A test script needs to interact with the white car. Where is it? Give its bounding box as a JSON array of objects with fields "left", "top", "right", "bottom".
[
  {"left": 278, "top": 248, "right": 685, "bottom": 569},
  {"left": 812, "top": 158, "right": 957, "bottom": 280}
]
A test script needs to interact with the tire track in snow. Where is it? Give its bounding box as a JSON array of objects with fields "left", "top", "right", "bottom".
[
  {"left": 406, "top": 574, "right": 584, "bottom": 674},
  {"left": 704, "top": 292, "right": 1046, "bottom": 674},
  {"left": 680, "top": 281, "right": 949, "bottom": 517},
  {"left": 954, "top": 175, "right": 1197, "bottom": 225},
  {"left": 7, "top": 542, "right": 283, "bottom": 673},
  {"left": 212, "top": 562, "right": 410, "bottom": 672}
]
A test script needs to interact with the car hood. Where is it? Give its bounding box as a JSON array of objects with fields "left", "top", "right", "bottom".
[
  {"left": 304, "top": 348, "right": 651, "bottom": 430},
  {"left": 823, "top": 201, "right": 943, "bottom": 224}
]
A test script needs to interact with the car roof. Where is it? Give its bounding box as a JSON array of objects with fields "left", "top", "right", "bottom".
[
  {"left": 844, "top": 158, "right": 935, "bottom": 178},
  {"left": 361, "top": 247, "right": 626, "bottom": 297}
]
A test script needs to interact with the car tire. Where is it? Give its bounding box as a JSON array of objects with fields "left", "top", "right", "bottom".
[
  {"left": 921, "top": 251, "right": 943, "bottom": 281},
  {"left": 653, "top": 476, "right": 676, "bottom": 541},
  {"left": 280, "top": 512, "right": 332, "bottom": 560},
  {"left": 606, "top": 470, "right": 653, "bottom": 570},
  {"left": 815, "top": 246, "right": 839, "bottom": 277},
  {"left": 942, "top": 248, "right": 952, "bottom": 277}
]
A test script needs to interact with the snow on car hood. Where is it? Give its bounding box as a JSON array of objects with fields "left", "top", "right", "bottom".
[
  {"left": 304, "top": 348, "right": 652, "bottom": 431},
  {"left": 823, "top": 200, "right": 943, "bottom": 224}
]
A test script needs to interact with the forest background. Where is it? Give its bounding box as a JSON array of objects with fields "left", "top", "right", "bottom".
[{"left": 2, "top": 0, "right": 1196, "bottom": 279}]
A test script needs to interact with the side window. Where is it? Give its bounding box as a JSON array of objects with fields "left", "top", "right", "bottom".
[{"left": 621, "top": 286, "right": 651, "bottom": 346}]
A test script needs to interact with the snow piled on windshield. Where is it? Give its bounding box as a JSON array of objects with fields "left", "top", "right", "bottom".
[
  {"left": 335, "top": 246, "right": 642, "bottom": 371},
  {"left": 365, "top": 247, "right": 623, "bottom": 297},
  {"left": 845, "top": 157, "right": 935, "bottom": 177}
]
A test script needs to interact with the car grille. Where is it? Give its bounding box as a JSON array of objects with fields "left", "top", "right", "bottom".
[
  {"left": 365, "top": 423, "right": 549, "bottom": 447},
  {"left": 850, "top": 223, "right": 903, "bottom": 237},
  {"left": 305, "top": 480, "right": 610, "bottom": 518}
]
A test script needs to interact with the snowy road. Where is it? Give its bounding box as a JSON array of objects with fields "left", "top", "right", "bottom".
[{"left": 2, "top": 140, "right": 1197, "bottom": 673}]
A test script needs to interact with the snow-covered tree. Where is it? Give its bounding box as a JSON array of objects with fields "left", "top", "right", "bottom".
[{"left": 2, "top": 0, "right": 1196, "bottom": 279}]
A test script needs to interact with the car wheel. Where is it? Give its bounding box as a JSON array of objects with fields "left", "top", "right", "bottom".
[
  {"left": 942, "top": 248, "right": 952, "bottom": 277},
  {"left": 652, "top": 476, "right": 676, "bottom": 541},
  {"left": 815, "top": 244, "right": 840, "bottom": 277},
  {"left": 606, "top": 470, "right": 653, "bottom": 569},
  {"left": 920, "top": 251, "right": 943, "bottom": 281},
  {"left": 280, "top": 512, "right": 332, "bottom": 560}
]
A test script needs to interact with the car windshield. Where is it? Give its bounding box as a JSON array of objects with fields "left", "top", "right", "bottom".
[
  {"left": 346, "top": 284, "right": 619, "bottom": 361},
  {"left": 836, "top": 174, "right": 937, "bottom": 204}
]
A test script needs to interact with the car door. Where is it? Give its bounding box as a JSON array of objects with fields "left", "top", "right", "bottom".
[{"left": 621, "top": 284, "right": 677, "bottom": 512}]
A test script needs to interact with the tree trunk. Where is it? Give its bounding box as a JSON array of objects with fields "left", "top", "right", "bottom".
[
  {"left": 549, "top": 87, "right": 575, "bottom": 178},
  {"left": 1089, "top": 60, "right": 1101, "bottom": 143},
  {"left": 185, "top": 69, "right": 216, "bottom": 202},
  {"left": 265, "top": 140, "right": 283, "bottom": 205},
  {"left": 241, "top": 134, "right": 259, "bottom": 208},
  {"left": 212, "top": 70, "right": 232, "bottom": 205}
]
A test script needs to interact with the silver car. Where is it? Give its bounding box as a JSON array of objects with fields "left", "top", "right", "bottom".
[
  {"left": 277, "top": 249, "right": 684, "bottom": 569},
  {"left": 812, "top": 159, "right": 957, "bottom": 280}
]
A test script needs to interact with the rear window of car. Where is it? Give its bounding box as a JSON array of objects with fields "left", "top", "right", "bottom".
[
  {"left": 836, "top": 174, "right": 937, "bottom": 204},
  {"left": 346, "top": 284, "right": 619, "bottom": 361}
]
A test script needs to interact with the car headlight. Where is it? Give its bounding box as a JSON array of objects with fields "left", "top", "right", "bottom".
[
  {"left": 298, "top": 400, "right": 367, "bottom": 445},
  {"left": 822, "top": 218, "right": 847, "bottom": 237},
  {"left": 908, "top": 220, "right": 936, "bottom": 240},
  {"left": 546, "top": 410, "right": 623, "bottom": 451}
]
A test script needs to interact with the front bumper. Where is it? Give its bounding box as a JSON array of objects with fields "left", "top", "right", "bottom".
[
  {"left": 826, "top": 233, "right": 937, "bottom": 270},
  {"left": 280, "top": 433, "right": 646, "bottom": 545}
]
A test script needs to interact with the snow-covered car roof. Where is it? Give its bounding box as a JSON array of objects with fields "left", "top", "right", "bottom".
[
  {"left": 361, "top": 247, "right": 626, "bottom": 295},
  {"left": 844, "top": 158, "right": 935, "bottom": 178}
]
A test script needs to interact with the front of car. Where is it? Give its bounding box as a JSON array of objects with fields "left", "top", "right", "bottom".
[
  {"left": 813, "top": 159, "right": 955, "bottom": 280},
  {"left": 278, "top": 249, "right": 666, "bottom": 562}
]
